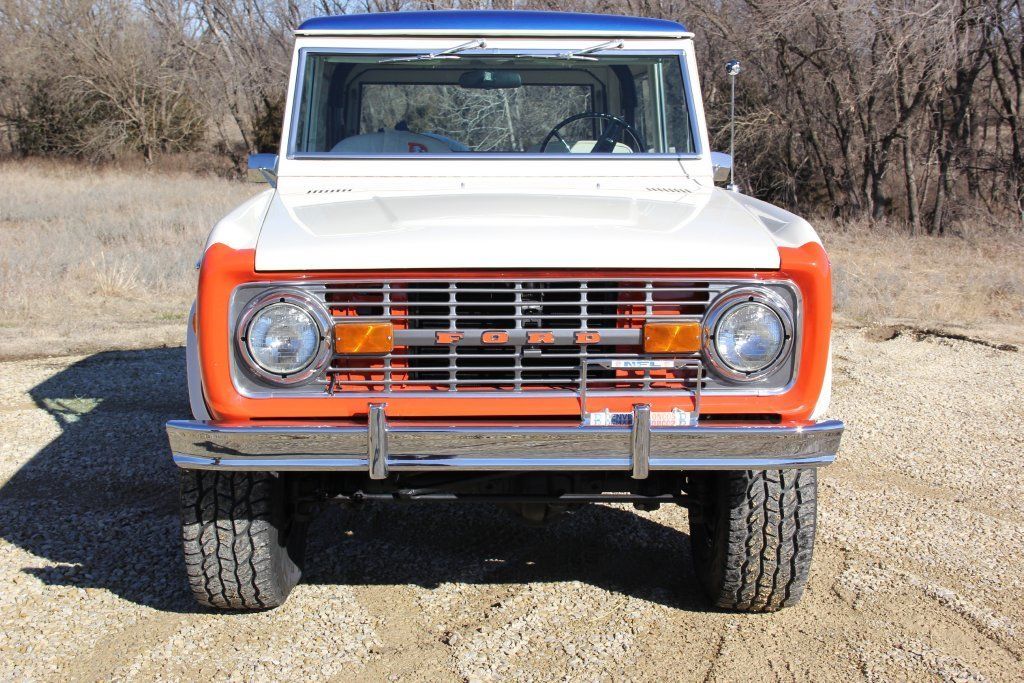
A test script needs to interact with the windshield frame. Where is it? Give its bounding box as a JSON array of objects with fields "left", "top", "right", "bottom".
[{"left": 284, "top": 47, "right": 703, "bottom": 160}]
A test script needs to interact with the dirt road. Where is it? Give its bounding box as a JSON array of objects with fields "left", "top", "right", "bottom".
[{"left": 0, "top": 326, "right": 1021, "bottom": 681}]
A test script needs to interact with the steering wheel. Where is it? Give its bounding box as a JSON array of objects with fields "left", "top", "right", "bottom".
[{"left": 539, "top": 112, "right": 647, "bottom": 154}]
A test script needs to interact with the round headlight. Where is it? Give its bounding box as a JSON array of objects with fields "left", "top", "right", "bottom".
[
  {"left": 703, "top": 287, "right": 794, "bottom": 381},
  {"left": 714, "top": 302, "right": 785, "bottom": 373},
  {"left": 246, "top": 302, "right": 321, "bottom": 375}
]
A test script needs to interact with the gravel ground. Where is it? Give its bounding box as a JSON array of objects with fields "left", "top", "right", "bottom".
[{"left": 0, "top": 325, "right": 1022, "bottom": 681}]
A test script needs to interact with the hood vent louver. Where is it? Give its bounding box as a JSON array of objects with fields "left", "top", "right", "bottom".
[{"left": 306, "top": 188, "right": 353, "bottom": 195}]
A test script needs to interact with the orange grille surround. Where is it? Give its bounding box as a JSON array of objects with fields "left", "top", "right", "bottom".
[{"left": 195, "top": 244, "right": 833, "bottom": 421}]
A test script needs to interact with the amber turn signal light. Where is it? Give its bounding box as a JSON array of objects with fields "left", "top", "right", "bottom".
[
  {"left": 643, "top": 321, "right": 702, "bottom": 354},
  {"left": 335, "top": 322, "right": 394, "bottom": 354}
]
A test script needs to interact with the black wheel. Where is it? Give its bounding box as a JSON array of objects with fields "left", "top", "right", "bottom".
[
  {"left": 179, "top": 470, "right": 308, "bottom": 610},
  {"left": 688, "top": 469, "right": 818, "bottom": 612}
]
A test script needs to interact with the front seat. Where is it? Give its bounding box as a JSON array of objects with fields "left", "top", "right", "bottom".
[{"left": 331, "top": 130, "right": 455, "bottom": 154}]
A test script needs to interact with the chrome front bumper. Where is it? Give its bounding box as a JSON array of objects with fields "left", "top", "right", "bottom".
[{"left": 167, "top": 406, "right": 843, "bottom": 478}]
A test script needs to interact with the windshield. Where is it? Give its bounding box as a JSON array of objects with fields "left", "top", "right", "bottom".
[{"left": 291, "top": 51, "right": 696, "bottom": 156}]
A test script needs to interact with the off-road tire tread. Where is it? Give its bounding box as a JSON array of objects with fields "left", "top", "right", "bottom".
[
  {"left": 691, "top": 468, "right": 817, "bottom": 612},
  {"left": 180, "top": 470, "right": 297, "bottom": 610}
]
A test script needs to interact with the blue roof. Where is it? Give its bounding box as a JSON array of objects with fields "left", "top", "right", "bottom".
[{"left": 297, "top": 10, "right": 688, "bottom": 37}]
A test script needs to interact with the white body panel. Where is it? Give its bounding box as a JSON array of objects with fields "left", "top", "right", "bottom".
[
  {"left": 205, "top": 189, "right": 274, "bottom": 252},
  {"left": 255, "top": 181, "right": 791, "bottom": 271},
  {"left": 810, "top": 340, "right": 833, "bottom": 420},
  {"left": 186, "top": 303, "right": 210, "bottom": 421}
]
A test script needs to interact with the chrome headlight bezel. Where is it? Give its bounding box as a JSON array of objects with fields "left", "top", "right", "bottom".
[
  {"left": 235, "top": 289, "right": 333, "bottom": 385},
  {"left": 702, "top": 286, "right": 795, "bottom": 382}
]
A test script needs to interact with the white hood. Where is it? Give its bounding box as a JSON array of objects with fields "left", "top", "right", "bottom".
[{"left": 253, "top": 183, "right": 789, "bottom": 271}]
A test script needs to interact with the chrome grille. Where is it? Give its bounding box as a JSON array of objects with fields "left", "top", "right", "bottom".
[
  {"left": 230, "top": 278, "right": 799, "bottom": 399},
  {"left": 316, "top": 279, "right": 725, "bottom": 395}
]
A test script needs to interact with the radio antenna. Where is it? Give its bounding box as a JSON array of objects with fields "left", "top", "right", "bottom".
[{"left": 726, "top": 60, "right": 741, "bottom": 192}]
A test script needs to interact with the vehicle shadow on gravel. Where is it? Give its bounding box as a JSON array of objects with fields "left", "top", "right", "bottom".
[
  {"left": 305, "top": 501, "right": 707, "bottom": 612},
  {"left": 0, "top": 348, "right": 198, "bottom": 612},
  {"left": 1, "top": 348, "right": 704, "bottom": 613}
]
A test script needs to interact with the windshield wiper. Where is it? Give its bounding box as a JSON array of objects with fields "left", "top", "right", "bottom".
[
  {"left": 379, "top": 39, "right": 487, "bottom": 64},
  {"left": 513, "top": 39, "right": 624, "bottom": 62}
]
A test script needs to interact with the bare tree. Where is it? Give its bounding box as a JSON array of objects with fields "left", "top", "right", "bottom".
[
  {"left": 1, "top": 0, "right": 1022, "bottom": 232},
  {"left": 0, "top": 0, "right": 205, "bottom": 161}
]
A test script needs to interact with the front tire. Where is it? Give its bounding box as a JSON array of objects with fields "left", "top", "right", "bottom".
[
  {"left": 688, "top": 469, "right": 818, "bottom": 612},
  {"left": 180, "top": 470, "right": 307, "bottom": 610}
]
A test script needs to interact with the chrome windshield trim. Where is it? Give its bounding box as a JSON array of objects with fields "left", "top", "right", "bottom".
[
  {"left": 288, "top": 152, "right": 704, "bottom": 160},
  {"left": 285, "top": 48, "right": 702, "bottom": 159}
]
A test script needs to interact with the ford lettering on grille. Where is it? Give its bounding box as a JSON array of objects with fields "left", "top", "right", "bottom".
[{"left": 435, "top": 330, "right": 603, "bottom": 345}]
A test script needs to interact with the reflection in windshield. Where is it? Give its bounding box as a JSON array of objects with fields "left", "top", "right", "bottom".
[{"left": 360, "top": 83, "right": 592, "bottom": 152}]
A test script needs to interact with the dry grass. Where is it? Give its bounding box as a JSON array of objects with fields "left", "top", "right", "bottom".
[
  {"left": 0, "top": 159, "right": 1020, "bottom": 357},
  {"left": 822, "top": 219, "right": 1024, "bottom": 343},
  {"left": 0, "top": 159, "right": 257, "bottom": 358}
]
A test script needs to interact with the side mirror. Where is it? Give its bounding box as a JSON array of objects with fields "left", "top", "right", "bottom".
[
  {"left": 711, "top": 151, "right": 733, "bottom": 184},
  {"left": 247, "top": 153, "right": 278, "bottom": 186},
  {"left": 719, "top": 60, "right": 742, "bottom": 192}
]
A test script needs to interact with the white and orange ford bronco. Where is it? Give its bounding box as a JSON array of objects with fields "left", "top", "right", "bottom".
[{"left": 167, "top": 10, "right": 843, "bottom": 612}]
